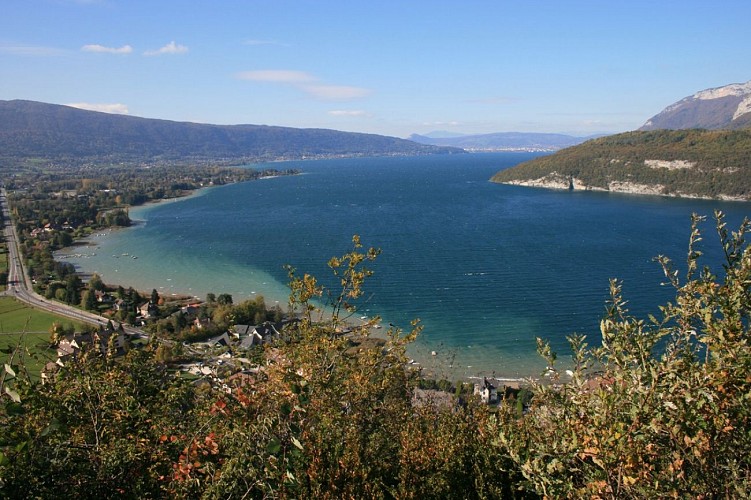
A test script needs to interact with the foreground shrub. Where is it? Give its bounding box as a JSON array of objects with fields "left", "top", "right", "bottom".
[{"left": 499, "top": 212, "right": 751, "bottom": 498}]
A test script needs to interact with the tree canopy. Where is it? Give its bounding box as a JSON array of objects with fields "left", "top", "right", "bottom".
[{"left": 491, "top": 129, "right": 751, "bottom": 200}]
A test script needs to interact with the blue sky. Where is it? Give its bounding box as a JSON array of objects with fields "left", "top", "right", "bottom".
[{"left": 2, "top": 1, "right": 750, "bottom": 138}]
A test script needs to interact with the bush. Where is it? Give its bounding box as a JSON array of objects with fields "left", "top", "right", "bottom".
[{"left": 498, "top": 211, "right": 751, "bottom": 497}]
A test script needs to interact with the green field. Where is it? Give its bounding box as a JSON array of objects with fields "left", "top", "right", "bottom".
[
  {"left": 0, "top": 296, "right": 84, "bottom": 380},
  {"left": 0, "top": 296, "right": 83, "bottom": 334},
  {"left": 0, "top": 246, "right": 7, "bottom": 282}
]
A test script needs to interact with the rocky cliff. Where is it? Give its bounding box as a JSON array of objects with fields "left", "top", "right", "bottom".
[{"left": 640, "top": 80, "right": 751, "bottom": 131}]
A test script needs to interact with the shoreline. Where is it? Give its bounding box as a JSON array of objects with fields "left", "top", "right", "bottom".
[
  {"left": 56, "top": 178, "right": 536, "bottom": 385},
  {"left": 128, "top": 183, "right": 219, "bottom": 220}
]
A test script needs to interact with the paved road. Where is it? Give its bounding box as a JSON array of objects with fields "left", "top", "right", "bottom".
[{"left": 1, "top": 187, "right": 145, "bottom": 338}]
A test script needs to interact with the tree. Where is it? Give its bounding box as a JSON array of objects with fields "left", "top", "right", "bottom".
[
  {"left": 498, "top": 212, "right": 751, "bottom": 498},
  {"left": 216, "top": 293, "right": 233, "bottom": 306},
  {"left": 81, "top": 289, "right": 97, "bottom": 311},
  {"left": 49, "top": 321, "right": 64, "bottom": 344},
  {"left": 64, "top": 275, "right": 81, "bottom": 305},
  {"left": 88, "top": 273, "right": 105, "bottom": 292}
]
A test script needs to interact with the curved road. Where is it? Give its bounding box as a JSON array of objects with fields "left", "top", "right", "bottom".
[{"left": 1, "top": 188, "right": 145, "bottom": 338}]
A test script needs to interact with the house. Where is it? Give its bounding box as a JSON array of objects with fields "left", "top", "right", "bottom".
[
  {"left": 237, "top": 321, "right": 283, "bottom": 349},
  {"left": 474, "top": 377, "right": 498, "bottom": 404},
  {"left": 95, "top": 290, "right": 114, "bottom": 304},
  {"left": 45, "top": 325, "right": 129, "bottom": 381},
  {"left": 41, "top": 361, "right": 61, "bottom": 385},
  {"left": 193, "top": 316, "right": 212, "bottom": 329},
  {"left": 113, "top": 298, "right": 130, "bottom": 312},
  {"left": 181, "top": 303, "right": 202, "bottom": 316},
  {"left": 200, "top": 332, "right": 232, "bottom": 348},
  {"left": 57, "top": 324, "right": 128, "bottom": 360},
  {"left": 139, "top": 301, "right": 159, "bottom": 319}
]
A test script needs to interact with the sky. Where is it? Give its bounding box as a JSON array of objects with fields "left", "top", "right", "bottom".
[{"left": 2, "top": 1, "right": 751, "bottom": 138}]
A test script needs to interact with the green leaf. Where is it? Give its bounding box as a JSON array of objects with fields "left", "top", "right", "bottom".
[
  {"left": 0, "top": 451, "right": 9, "bottom": 466},
  {"left": 4, "top": 386, "right": 21, "bottom": 403},
  {"left": 266, "top": 438, "right": 281, "bottom": 454},
  {"left": 5, "top": 402, "right": 24, "bottom": 415},
  {"left": 280, "top": 402, "right": 292, "bottom": 416},
  {"left": 40, "top": 418, "right": 61, "bottom": 437}
]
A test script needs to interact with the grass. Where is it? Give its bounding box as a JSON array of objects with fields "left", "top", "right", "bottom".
[
  {"left": 0, "top": 296, "right": 84, "bottom": 334},
  {"left": 0, "top": 246, "right": 8, "bottom": 276},
  {"left": 0, "top": 296, "right": 85, "bottom": 381}
]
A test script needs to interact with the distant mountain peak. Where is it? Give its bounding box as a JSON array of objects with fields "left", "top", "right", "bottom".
[
  {"left": 416, "top": 131, "right": 468, "bottom": 139},
  {"left": 409, "top": 131, "right": 594, "bottom": 152},
  {"left": 693, "top": 80, "right": 751, "bottom": 100},
  {"left": 641, "top": 80, "right": 751, "bottom": 131}
]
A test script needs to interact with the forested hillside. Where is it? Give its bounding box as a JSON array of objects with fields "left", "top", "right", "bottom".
[
  {"left": 0, "top": 100, "right": 462, "bottom": 165},
  {"left": 490, "top": 129, "right": 751, "bottom": 200}
]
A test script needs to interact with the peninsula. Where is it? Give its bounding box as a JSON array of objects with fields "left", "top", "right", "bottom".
[
  {"left": 491, "top": 80, "right": 751, "bottom": 201},
  {"left": 490, "top": 129, "right": 751, "bottom": 201}
]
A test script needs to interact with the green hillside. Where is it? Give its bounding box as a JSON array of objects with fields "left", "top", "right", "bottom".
[
  {"left": 0, "top": 100, "right": 462, "bottom": 165},
  {"left": 490, "top": 129, "right": 751, "bottom": 200}
]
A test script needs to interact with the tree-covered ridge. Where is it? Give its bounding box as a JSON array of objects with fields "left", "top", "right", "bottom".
[
  {"left": 0, "top": 100, "right": 462, "bottom": 166},
  {"left": 490, "top": 129, "right": 751, "bottom": 200}
]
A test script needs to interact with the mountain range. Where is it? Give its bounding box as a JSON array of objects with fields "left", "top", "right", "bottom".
[
  {"left": 640, "top": 80, "right": 751, "bottom": 131},
  {"left": 0, "top": 100, "right": 461, "bottom": 165},
  {"left": 408, "top": 131, "right": 596, "bottom": 152},
  {"left": 491, "top": 80, "right": 751, "bottom": 201}
]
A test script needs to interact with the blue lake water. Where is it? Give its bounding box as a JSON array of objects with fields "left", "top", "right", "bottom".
[{"left": 60, "top": 153, "right": 751, "bottom": 379}]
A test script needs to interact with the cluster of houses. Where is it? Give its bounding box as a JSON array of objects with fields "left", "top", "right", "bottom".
[
  {"left": 42, "top": 323, "right": 129, "bottom": 383},
  {"left": 29, "top": 222, "right": 75, "bottom": 238},
  {"left": 42, "top": 316, "right": 292, "bottom": 387},
  {"left": 40, "top": 315, "right": 512, "bottom": 407}
]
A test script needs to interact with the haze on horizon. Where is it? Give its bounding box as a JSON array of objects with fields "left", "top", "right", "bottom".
[{"left": 2, "top": 0, "right": 750, "bottom": 138}]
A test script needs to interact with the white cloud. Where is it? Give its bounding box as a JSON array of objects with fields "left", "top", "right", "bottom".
[
  {"left": 144, "top": 41, "right": 188, "bottom": 56},
  {"left": 237, "top": 69, "right": 370, "bottom": 101},
  {"left": 328, "top": 110, "right": 369, "bottom": 117},
  {"left": 66, "top": 102, "right": 130, "bottom": 115},
  {"left": 236, "top": 70, "right": 315, "bottom": 84},
  {"left": 81, "top": 44, "right": 133, "bottom": 54}
]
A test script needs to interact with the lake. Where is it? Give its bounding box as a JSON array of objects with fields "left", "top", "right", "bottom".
[{"left": 59, "top": 153, "right": 751, "bottom": 380}]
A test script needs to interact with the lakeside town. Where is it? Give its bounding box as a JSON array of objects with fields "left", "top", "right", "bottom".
[{"left": 1, "top": 169, "right": 520, "bottom": 409}]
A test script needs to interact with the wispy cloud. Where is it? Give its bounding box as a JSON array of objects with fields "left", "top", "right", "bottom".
[
  {"left": 236, "top": 70, "right": 315, "bottom": 84},
  {"left": 66, "top": 102, "right": 130, "bottom": 115},
  {"left": 144, "top": 41, "right": 188, "bottom": 56},
  {"left": 237, "top": 69, "right": 371, "bottom": 101},
  {"left": 328, "top": 110, "right": 369, "bottom": 117},
  {"left": 0, "top": 43, "right": 67, "bottom": 56},
  {"left": 81, "top": 44, "right": 132, "bottom": 54}
]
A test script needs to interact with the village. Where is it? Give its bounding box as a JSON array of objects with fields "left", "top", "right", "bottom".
[{"left": 41, "top": 289, "right": 520, "bottom": 408}]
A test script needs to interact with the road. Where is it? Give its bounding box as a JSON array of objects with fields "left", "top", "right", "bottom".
[{"left": 1, "top": 187, "right": 145, "bottom": 338}]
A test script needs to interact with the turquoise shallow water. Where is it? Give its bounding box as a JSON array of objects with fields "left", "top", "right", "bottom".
[{"left": 59, "top": 153, "right": 751, "bottom": 379}]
